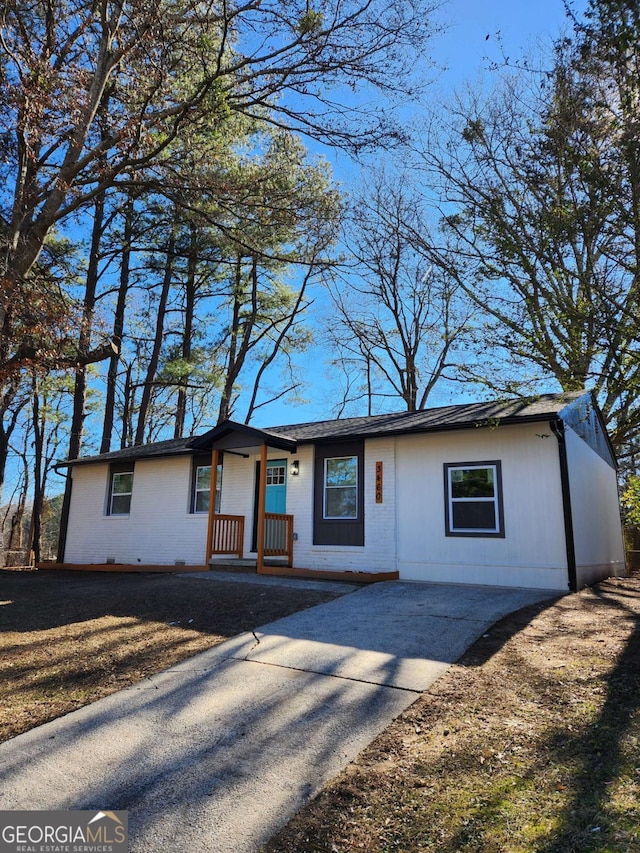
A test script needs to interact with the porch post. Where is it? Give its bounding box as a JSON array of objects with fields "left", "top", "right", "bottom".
[
  {"left": 205, "top": 448, "right": 219, "bottom": 567},
  {"left": 256, "top": 443, "right": 267, "bottom": 574}
]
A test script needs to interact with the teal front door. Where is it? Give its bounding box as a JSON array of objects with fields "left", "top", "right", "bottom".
[
  {"left": 265, "top": 459, "right": 287, "bottom": 513},
  {"left": 252, "top": 459, "right": 287, "bottom": 550}
]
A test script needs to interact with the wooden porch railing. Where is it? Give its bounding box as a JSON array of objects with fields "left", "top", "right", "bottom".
[
  {"left": 209, "top": 514, "right": 245, "bottom": 560},
  {"left": 264, "top": 513, "right": 294, "bottom": 567}
]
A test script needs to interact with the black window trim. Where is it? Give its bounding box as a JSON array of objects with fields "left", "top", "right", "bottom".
[
  {"left": 313, "top": 440, "right": 364, "bottom": 546},
  {"left": 443, "top": 460, "right": 505, "bottom": 538},
  {"left": 323, "top": 455, "right": 359, "bottom": 520}
]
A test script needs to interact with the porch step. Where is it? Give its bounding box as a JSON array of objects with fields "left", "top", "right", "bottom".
[
  {"left": 209, "top": 564, "right": 255, "bottom": 575},
  {"left": 208, "top": 558, "right": 288, "bottom": 574}
]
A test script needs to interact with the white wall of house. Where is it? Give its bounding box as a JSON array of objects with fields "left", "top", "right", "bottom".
[
  {"left": 564, "top": 426, "right": 626, "bottom": 587},
  {"left": 221, "top": 425, "right": 573, "bottom": 589},
  {"left": 395, "top": 423, "right": 570, "bottom": 590},
  {"left": 218, "top": 451, "right": 255, "bottom": 524},
  {"left": 64, "top": 456, "right": 208, "bottom": 565},
  {"left": 220, "top": 448, "right": 307, "bottom": 559},
  {"left": 285, "top": 438, "right": 397, "bottom": 574},
  {"left": 63, "top": 418, "right": 625, "bottom": 590},
  {"left": 221, "top": 438, "right": 398, "bottom": 574}
]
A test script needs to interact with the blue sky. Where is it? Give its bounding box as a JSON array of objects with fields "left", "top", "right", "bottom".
[
  {"left": 251, "top": 0, "right": 587, "bottom": 428},
  {"left": 11, "top": 0, "right": 586, "bottom": 499},
  {"left": 431, "top": 0, "right": 579, "bottom": 89}
]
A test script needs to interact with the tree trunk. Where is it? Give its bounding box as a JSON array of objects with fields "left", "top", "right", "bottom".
[
  {"left": 56, "top": 194, "right": 106, "bottom": 562},
  {"left": 0, "top": 383, "right": 26, "bottom": 565},
  {"left": 135, "top": 230, "right": 175, "bottom": 445},
  {"left": 174, "top": 225, "right": 197, "bottom": 439},
  {"left": 121, "top": 361, "right": 134, "bottom": 448},
  {"left": 6, "top": 432, "right": 30, "bottom": 566},
  {"left": 218, "top": 256, "right": 259, "bottom": 424},
  {"left": 7, "top": 465, "right": 28, "bottom": 552},
  {"left": 100, "top": 197, "right": 134, "bottom": 453},
  {"left": 0, "top": 385, "right": 20, "bottom": 505},
  {"left": 30, "top": 380, "right": 44, "bottom": 564},
  {"left": 69, "top": 194, "right": 105, "bottom": 460}
]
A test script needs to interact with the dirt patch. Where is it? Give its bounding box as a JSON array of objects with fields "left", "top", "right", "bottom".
[
  {"left": 263, "top": 577, "right": 640, "bottom": 853},
  {"left": 0, "top": 569, "right": 344, "bottom": 744}
]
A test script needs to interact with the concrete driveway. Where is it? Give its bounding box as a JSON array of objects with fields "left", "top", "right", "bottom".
[{"left": 0, "top": 579, "right": 556, "bottom": 852}]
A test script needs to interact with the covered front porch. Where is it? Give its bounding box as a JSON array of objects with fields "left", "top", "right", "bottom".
[
  {"left": 192, "top": 421, "right": 299, "bottom": 574},
  {"left": 207, "top": 513, "right": 294, "bottom": 568}
]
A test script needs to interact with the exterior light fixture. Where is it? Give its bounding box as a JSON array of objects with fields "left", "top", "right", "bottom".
[{"left": 290, "top": 459, "right": 299, "bottom": 476}]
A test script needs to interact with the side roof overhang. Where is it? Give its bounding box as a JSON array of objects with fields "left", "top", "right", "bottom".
[{"left": 188, "top": 420, "right": 298, "bottom": 456}]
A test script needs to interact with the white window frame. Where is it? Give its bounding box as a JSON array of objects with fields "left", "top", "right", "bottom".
[
  {"left": 266, "top": 464, "right": 286, "bottom": 486},
  {"left": 193, "top": 464, "right": 222, "bottom": 514},
  {"left": 194, "top": 465, "right": 210, "bottom": 514},
  {"left": 445, "top": 461, "right": 504, "bottom": 537},
  {"left": 323, "top": 456, "right": 358, "bottom": 520},
  {"left": 109, "top": 469, "right": 134, "bottom": 516}
]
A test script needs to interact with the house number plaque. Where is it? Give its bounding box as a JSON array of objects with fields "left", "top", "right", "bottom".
[{"left": 375, "top": 461, "right": 383, "bottom": 503}]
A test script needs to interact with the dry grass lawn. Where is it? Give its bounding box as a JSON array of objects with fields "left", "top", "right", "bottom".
[
  {"left": 0, "top": 568, "right": 343, "bottom": 744},
  {"left": 3, "top": 568, "right": 639, "bottom": 853},
  {"left": 264, "top": 576, "right": 640, "bottom": 853}
]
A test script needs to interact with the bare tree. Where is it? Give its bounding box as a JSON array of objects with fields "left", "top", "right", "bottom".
[
  {"left": 327, "top": 174, "right": 473, "bottom": 414},
  {"left": 417, "top": 6, "right": 640, "bottom": 453}
]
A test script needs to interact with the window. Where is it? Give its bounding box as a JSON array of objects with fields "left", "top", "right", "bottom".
[
  {"left": 313, "top": 441, "right": 364, "bottom": 545},
  {"left": 324, "top": 456, "right": 358, "bottom": 519},
  {"left": 194, "top": 465, "right": 211, "bottom": 513},
  {"left": 107, "top": 464, "right": 134, "bottom": 515},
  {"left": 191, "top": 454, "right": 222, "bottom": 513},
  {"left": 444, "top": 461, "right": 504, "bottom": 537},
  {"left": 266, "top": 465, "right": 286, "bottom": 486}
]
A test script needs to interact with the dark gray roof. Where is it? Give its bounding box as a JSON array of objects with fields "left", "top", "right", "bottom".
[
  {"left": 262, "top": 390, "right": 588, "bottom": 442},
  {"left": 59, "top": 436, "right": 194, "bottom": 467},
  {"left": 60, "top": 390, "right": 589, "bottom": 467}
]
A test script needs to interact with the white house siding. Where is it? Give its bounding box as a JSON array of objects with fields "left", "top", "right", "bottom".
[
  {"left": 564, "top": 426, "right": 626, "bottom": 587},
  {"left": 395, "top": 423, "right": 569, "bottom": 590},
  {"left": 64, "top": 457, "right": 208, "bottom": 565},
  {"left": 289, "top": 438, "right": 397, "bottom": 574},
  {"left": 63, "top": 419, "right": 623, "bottom": 590},
  {"left": 216, "top": 451, "right": 258, "bottom": 555},
  {"left": 222, "top": 439, "right": 398, "bottom": 575}
]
